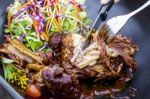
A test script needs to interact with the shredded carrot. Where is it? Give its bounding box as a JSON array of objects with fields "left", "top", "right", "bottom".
[
  {"left": 54, "top": 4, "right": 62, "bottom": 32},
  {"left": 46, "top": 0, "right": 50, "bottom": 7},
  {"left": 41, "top": 32, "right": 49, "bottom": 41},
  {"left": 7, "top": 16, "right": 13, "bottom": 35},
  {"left": 33, "top": 18, "right": 49, "bottom": 41},
  {"left": 51, "top": 8, "right": 61, "bottom": 32},
  {"left": 33, "top": 20, "right": 40, "bottom": 39},
  {"left": 70, "top": 0, "right": 82, "bottom": 20},
  {"left": 7, "top": 16, "right": 11, "bottom": 27},
  {"left": 46, "top": 20, "right": 51, "bottom": 34},
  {"left": 54, "top": 0, "right": 60, "bottom": 4},
  {"left": 45, "top": 31, "right": 49, "bottom": 40},
  {"left": 43, "top": 0, "right": 48, "bottom": 6},
  {"left": 45, "top": 9, "right": 55, "bottom": 34},
  {"left": 57, "top": 18, "right": 62, "bottom": 32},
  {"left": 17, "top": 1, "right": 32, "bottom": 11},
  {"left": 47, "top": 17, "right": 61, "bottom": 33},
  {"left": 72, "top": 0, "right": 81, "bottom": 12},
  {"left": 57, "top": 5, "right": 62, "bottom": 31},
  {"left": 53, "top": 18, "right": 61, "bottom": 32}
]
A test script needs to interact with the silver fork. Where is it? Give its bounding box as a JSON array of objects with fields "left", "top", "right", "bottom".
[{"left": 99, "top": 0, "right": 150, "bottom": 43}]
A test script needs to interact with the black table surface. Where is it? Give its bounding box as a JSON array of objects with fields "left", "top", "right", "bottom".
[
  {"left": 86, "top": 0, "right": 150, "bottom": 98},
  {"left": 0, "top": 0, "right": 150, "bottom": 99}
]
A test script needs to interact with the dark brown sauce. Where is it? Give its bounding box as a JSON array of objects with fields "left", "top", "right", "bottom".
[
  {"left": 79, "top": 79, "right": 127, "bottom": 98},
  {"left": 25, "top": 33, "right": 137, "bottom": 99},
  {"left": 25, "top": 78, "right": 128, "bottom": 99}
]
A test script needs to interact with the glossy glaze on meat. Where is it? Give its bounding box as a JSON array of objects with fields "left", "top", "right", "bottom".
[{"left": 0, "top": 33, "right": 138, "bottom": 99}]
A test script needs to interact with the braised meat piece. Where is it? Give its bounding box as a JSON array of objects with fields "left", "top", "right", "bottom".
[
  {"left": 109, "top": 34, "right": 138, "bottom": 72},
  {"left": 48, "top": 33, "right": 62, "bottom": 63},
  {"left": 42, "top": 66, "right": 81, "bottom": 99},
  {"left": 61, "top": 33, "right": 138, "bottom": 81},
  {"left": 32, "top": 33, "right": 138, "bottom": 98},
  {"left": 0, "top": 33, "right": 137, "bottom": 98},
  {"left": 48, "top": 33, "right": 62, "bottom": 53}
]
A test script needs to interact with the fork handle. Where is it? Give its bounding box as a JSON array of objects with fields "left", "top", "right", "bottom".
[{"left": 127, "top": 0, "right": 150, "bottom": 18}]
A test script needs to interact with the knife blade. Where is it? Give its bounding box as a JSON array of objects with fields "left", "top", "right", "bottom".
[{"left": 81, "top": 0, "right": 114, "bottom": 50}]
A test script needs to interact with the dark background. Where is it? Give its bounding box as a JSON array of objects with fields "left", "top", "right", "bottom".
[
  {"left": 87, "top": 0, "right": 150, "bottom": 99},
  {"left": 0, "top": 0, "right": 150, "bottom": 99}
]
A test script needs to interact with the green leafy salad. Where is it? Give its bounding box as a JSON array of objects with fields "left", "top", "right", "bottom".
[{"left": 1, "top": 0, "right": 91, "bottom": 90}]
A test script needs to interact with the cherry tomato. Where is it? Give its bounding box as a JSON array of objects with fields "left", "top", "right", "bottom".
[{"left": 26, "top": 84, "right": 41, "bottom": 98}]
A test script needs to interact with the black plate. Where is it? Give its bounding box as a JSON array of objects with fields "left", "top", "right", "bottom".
[{"left": 0, "top": 0, "right": 150, "bottom": 99}]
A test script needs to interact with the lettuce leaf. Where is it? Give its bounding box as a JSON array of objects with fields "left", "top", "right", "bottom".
[
  {"left": 18, "top": 16, "right": 33, "bottom": 28},
  {"left": 26, "top": 40, "right": 44, "bottom": 51}
]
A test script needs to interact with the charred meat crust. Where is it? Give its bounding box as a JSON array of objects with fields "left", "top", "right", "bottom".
[{"left": 0, "top": 33, "right": 138, "bottom": 99}]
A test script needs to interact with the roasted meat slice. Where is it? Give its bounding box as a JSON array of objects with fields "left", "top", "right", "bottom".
[
  {"left": 32, "top": 32, "right": 138, "bottom": 98},
  {"left": 60, "top": 33, "right": 138, "bottom": 81},
  {"left": 0, "top": 38, "right": 47, "bottom": 64}
]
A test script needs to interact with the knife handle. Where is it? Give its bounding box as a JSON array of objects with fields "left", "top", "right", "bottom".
[{"left": 99, "top": 0, "right": 114, "bottom": 21}]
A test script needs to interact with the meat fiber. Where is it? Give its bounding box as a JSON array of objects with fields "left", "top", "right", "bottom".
[
  {"left": 60, "top": 33, "right": 138, "bottom": 80},
  {"left": 0, "top": 32, "right": 138, "bottom": 99}
]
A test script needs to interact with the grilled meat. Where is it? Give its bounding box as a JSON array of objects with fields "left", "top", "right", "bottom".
[
  {"left": 0, "top": 38, "right": 47, "bottom": 64},
  {"left": 33, "top": 66, "right": 81, "bottom": 99},
  {"left": 60, "top": 33, "right": 138, "bottom": 80},
  {"left": 0, "top": 32, "right": 138, "bottom": 99},
  {"left": 42, "top": 67, "right": 80, "bottom": 95}
]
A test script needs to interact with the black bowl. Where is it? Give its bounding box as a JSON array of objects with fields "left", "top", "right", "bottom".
[{"left": 0, "top": 0, "right": 150, "bottom": 98}]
